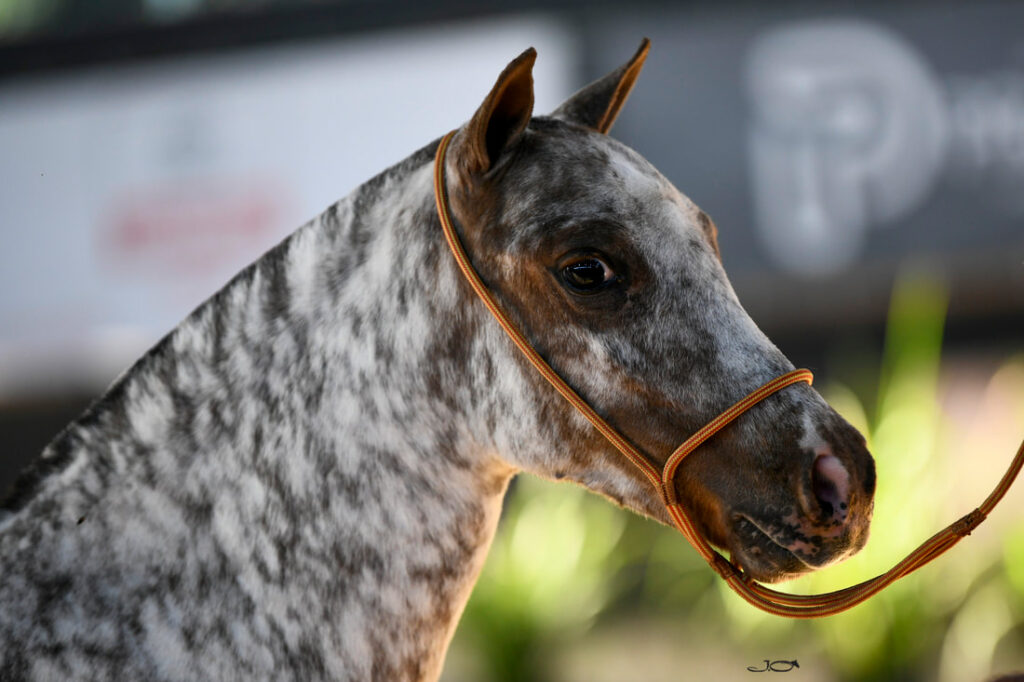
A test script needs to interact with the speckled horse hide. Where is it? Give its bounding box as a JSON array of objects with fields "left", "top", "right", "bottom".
[{"left": 0, "top": 41, "right": 876, "bottom": 681}]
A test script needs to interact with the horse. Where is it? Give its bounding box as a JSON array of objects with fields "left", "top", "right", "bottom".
[{"left": 0, "top": 40, "right": 875, "bottom": 681}]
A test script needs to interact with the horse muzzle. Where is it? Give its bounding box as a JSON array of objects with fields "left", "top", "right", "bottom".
[{"left": 726, "top": 440, "right": 875, "bottom": 583}]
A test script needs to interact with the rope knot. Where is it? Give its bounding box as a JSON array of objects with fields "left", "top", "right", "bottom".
[
  {"left": 710, "top": 552, "right": 740, "bottom": 580},
  {"left": 659, "top": 482, "right": 676, "bottom": 507},
  {"left": 951, "top": 508, "right": 987, "bottom": 537}
]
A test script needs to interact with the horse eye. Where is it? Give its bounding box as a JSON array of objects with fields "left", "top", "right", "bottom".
[{"left": 560, "top": 257, "right": 615, "bottom": 293}]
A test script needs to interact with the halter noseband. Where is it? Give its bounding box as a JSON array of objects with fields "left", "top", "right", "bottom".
[{"left": 432, "top": 129, "right": 1024, "bottom": 618}]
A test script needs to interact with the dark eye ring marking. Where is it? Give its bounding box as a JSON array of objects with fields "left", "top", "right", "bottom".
[{"left": 558, "top": 254, "right": 618, "bottom": 294}]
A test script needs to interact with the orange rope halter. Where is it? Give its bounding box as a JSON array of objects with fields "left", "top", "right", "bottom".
[{"left": 433, "top": 130, "right": 1024, "bottom": 618}]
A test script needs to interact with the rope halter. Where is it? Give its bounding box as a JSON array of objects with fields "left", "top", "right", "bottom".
[{"left": 433, "top": 129, "right": 1024, "bottom": 618}]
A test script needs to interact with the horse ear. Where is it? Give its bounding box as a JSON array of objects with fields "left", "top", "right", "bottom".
[
  {"left": 459, "top": 47, "right": 537, "bottom": 176},
  {"left": 553, "top": 38, "right": 650, "bottom": 134}
]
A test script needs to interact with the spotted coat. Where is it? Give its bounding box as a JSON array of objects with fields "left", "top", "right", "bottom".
[{"left": 0, "top": 41, "right": 875, "bottom": 681}]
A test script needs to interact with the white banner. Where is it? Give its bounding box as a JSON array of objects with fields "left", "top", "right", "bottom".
[{"left": 0, "top": 17, "right": 575, "bottom": 398}]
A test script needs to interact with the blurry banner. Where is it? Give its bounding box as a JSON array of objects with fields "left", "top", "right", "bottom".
[
  {"left": 747, "top": 20, "right": 948, "bottom": 277},
  {"left": 0, "top": 17, "right": 574, "bottom": 398},
  {"left": 591, "top": 5, "right": 1024, "bottom": 333}
]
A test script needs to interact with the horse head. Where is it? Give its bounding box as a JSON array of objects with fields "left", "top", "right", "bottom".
[{"left": 439, "top": 41, "right": 875, "bottom": 584}]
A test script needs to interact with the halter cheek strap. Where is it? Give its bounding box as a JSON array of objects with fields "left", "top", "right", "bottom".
[{"left": 433, "top": 129, "right": 1024, "bottom": 618}]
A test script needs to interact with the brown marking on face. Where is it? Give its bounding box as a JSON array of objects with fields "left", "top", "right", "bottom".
[
  {"left": 697, "top": 211, "right": 722, "bottom": 262},
  {"left": 553, "top": 38, "right": 651, "bottom": 134},
  {"left": 459, "top": 48, "right": 536, "bottom": 178},
  {"left": 443, "top": 86, "right": 875, "bottom": 583}
]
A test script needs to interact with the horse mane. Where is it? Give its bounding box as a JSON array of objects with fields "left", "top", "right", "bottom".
[{"left": 0, "top": 137, "right": 444, "bottom": 520}]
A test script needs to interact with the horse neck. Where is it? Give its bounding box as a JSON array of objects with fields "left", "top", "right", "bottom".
[{"left": 1, "top": 142, "right": 516, "bottom": 679}]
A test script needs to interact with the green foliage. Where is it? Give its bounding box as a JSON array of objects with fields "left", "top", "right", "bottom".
[
  {"left": 0, "top": 0, "right": 60, "bottom": 38},
  {"left": 454, "top": 476, "right": 630, "bottom": 682},
  {"left": 804, "top": 271, "right": 1024, "bottom": 682}
]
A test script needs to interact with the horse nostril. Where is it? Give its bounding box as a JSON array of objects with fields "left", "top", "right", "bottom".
[{"left": 811, "top": 454, "right": 851, "bottom": 524}]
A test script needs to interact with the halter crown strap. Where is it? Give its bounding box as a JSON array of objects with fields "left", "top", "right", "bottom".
[{"left": 432, "top": 129, "right": 1024, "bottom": 618}]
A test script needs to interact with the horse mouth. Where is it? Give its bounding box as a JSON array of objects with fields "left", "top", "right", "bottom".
[{"left": 728, "top": 514, "right": 817, "bottom": 583}]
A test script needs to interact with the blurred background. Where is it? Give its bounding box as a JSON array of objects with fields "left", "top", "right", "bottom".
[{"left": 1, "top": 1, "right": 1022, "bottom": 680}]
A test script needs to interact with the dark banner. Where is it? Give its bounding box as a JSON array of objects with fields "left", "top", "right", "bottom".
[{"left": 588, "top": 4, "right": 1024, "bottom": 336}]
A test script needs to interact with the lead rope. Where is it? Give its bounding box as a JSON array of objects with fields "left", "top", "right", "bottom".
[{"left": 433, "top": 130, "right": 1024, "bottom": 618}]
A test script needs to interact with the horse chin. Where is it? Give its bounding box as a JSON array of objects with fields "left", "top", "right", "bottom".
[{"left": 727, "top": 516, "right": 814, "bottom": 584}]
